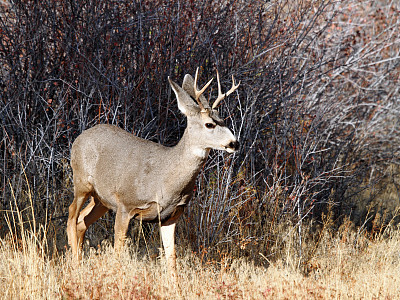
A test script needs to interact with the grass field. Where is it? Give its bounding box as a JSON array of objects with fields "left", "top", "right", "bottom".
[{"left": 2, "top": 211, "right": 400, "bottom": 299}]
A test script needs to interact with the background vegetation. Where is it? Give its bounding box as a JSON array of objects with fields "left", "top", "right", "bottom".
[{"left": 1, "top": 0, "right": 400, "bottom": 295}]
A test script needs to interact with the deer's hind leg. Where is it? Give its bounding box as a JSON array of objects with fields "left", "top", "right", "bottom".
[
  {"left": 67, "top": 195, "right": 89, "bottom": 259},
  {"left": 67, "top": 178, "right": 93, "bottom": 260},
  {"left": 76, "top": 196, "right": 109, "bottom": 254}
]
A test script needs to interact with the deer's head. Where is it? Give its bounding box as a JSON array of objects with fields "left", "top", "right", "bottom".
[{"left": 168, "top": 68, "right": 240, "bottom": 155}]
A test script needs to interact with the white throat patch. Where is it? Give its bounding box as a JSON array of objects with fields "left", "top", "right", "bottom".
[{"left": 192, "top": 147, "right": 210, "bottom": 158}]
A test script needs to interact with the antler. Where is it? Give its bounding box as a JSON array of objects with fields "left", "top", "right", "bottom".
[
  {"left": 212, "top": 71, "right": 240, "bottom": 109},
  {"left": 194, "top": 67, "right": 213, "bottom": 112}
]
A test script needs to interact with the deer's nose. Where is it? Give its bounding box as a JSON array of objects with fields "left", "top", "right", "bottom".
[{"left": 228, "top": 141, "right": 239, "bottom": 151}]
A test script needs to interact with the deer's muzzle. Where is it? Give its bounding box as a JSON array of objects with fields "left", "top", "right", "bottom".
[{"left": 226, "top": 141, "right": 239, "bottom": 153}]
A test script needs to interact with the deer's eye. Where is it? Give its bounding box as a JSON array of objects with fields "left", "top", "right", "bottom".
[{"left": 205, "top": 123, "right": 216, "bottom": 129}]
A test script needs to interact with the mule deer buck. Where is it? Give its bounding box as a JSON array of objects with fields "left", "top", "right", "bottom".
[{"left": 67, "top": 68, "right": 240, "bottom": 276}]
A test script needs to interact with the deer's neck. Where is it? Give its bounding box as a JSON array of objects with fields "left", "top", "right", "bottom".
[{"left": 169, "top": 128, "right": 209, "bottom": 179}]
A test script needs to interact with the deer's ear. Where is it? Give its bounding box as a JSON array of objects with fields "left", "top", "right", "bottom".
[
  {"left": 182, "top": 74, "right": 195, "bottom": 98},
  {"left": 182, "top": 74, "right": 209, "bottom": 110},
  {"left": 169, "top": 77, "right": 200, "bottom": 115}
]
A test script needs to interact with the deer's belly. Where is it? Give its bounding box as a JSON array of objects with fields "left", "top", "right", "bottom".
[{"left": 129, "top": 201, "right": 186, "bottom": 223}]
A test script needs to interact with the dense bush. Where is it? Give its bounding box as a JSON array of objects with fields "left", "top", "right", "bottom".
[{"left": 1, "top": 0, "right": 399, "bottom": 264}]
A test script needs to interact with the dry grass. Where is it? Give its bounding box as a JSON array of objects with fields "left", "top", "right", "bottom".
[{"left": 2, "top": 215, "right": 400, "bottom": 300}]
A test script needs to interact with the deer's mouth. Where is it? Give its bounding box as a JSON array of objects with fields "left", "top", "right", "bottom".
[{"left": 224, "top": 141, "right": 239, "bottom": 153}]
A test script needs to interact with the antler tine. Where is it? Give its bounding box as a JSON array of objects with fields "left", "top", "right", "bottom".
[
  {"left": 226, "top": 75, "right": 240, "bottom": 97},
  {"left": 213, "top": 70, "right": 225, "bottom": 109},
  {"left": 212, "top": 72, "right": 240, "bottom": 109},
  {"left": 194, "top": 67, "right": 213, "bottom": 111}
]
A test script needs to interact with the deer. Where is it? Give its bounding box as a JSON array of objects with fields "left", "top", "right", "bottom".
[{"left": 67, "top": 68, "right": 240, "bottom": 277}]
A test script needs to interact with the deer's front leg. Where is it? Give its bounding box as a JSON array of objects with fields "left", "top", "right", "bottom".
[
  {"left": 114, "top": 209, "right": 131, "bottom": 254},
  {"left": 160, "top": 222, "right": 177, "bottom": 277}
]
